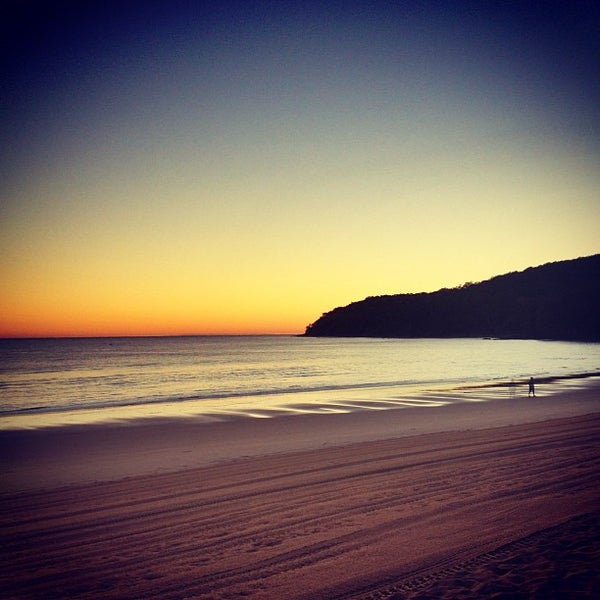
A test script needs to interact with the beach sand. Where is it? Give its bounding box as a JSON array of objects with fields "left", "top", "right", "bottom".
[{"left": 1, "top": 384, "right": 599, "bottom": 598}]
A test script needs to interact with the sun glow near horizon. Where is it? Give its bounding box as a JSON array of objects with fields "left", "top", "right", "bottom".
[{"left": 1, "top": 1, "right": 599, "bottom": 338}]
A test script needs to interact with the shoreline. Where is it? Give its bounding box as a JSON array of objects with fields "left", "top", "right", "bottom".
[
  {"left": 2, "top": 370, "right": 599, "bottom": 432},
  {"left": 1, "top": 380, "right": 599, "bottom": 494}
]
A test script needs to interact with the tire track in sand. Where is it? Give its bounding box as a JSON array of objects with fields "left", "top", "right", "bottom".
[
  {"left": 341, "top": 512, "right": 599, "bottom": 600},
  {"left": 1, "top": 415, "right": 599, "bottom": 599}
]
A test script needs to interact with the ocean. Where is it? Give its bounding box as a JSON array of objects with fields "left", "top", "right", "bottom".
[{"left": 1, "top": 336, "right": 599, "bottom": 429}]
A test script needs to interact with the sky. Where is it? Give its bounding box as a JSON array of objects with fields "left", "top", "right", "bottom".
[{"left": 1, "top": 0, "right": 599, "bottom": 337}]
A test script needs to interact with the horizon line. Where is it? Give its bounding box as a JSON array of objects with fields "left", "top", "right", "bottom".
[{"left": 0, "top": 332, "right": 303, "bottom": 341}]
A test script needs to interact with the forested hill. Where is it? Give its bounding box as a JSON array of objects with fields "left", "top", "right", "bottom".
[{"left": 304, "top": 255, "right": 600, "bottom": 341}]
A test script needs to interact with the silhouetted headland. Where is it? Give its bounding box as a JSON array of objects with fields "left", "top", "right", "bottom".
[{"left": 304, "top": 255, "right": 600, "bottom": 341}]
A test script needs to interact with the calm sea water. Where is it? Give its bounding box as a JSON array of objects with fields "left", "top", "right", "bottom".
[{"left": 1, "top": 336, "right": 599, "bottom": 428}]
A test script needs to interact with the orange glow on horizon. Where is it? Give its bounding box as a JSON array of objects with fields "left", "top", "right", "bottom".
[
  {"left": 0, "top": 316, "right": 304, "bottom": 339},
  {"left": 0, "top": 308, "right": 308, "bottom": 338}
]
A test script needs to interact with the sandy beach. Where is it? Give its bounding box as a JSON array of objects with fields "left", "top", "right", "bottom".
[{"left": 1, "top": 384, "right": 599, "bottom": 598}]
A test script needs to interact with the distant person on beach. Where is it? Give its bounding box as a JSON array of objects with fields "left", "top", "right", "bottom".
[{"left": 528, "top": 377, "right": 535, "bottom": 397}]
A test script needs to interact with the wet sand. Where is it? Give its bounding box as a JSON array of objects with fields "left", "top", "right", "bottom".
[{"left": 1, "top": 385, "right": 599, "bottom": 598}]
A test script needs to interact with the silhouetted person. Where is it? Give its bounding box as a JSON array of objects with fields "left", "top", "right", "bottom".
[{"left": 528, "top": 377, "right": 535, "bottom": 397}]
